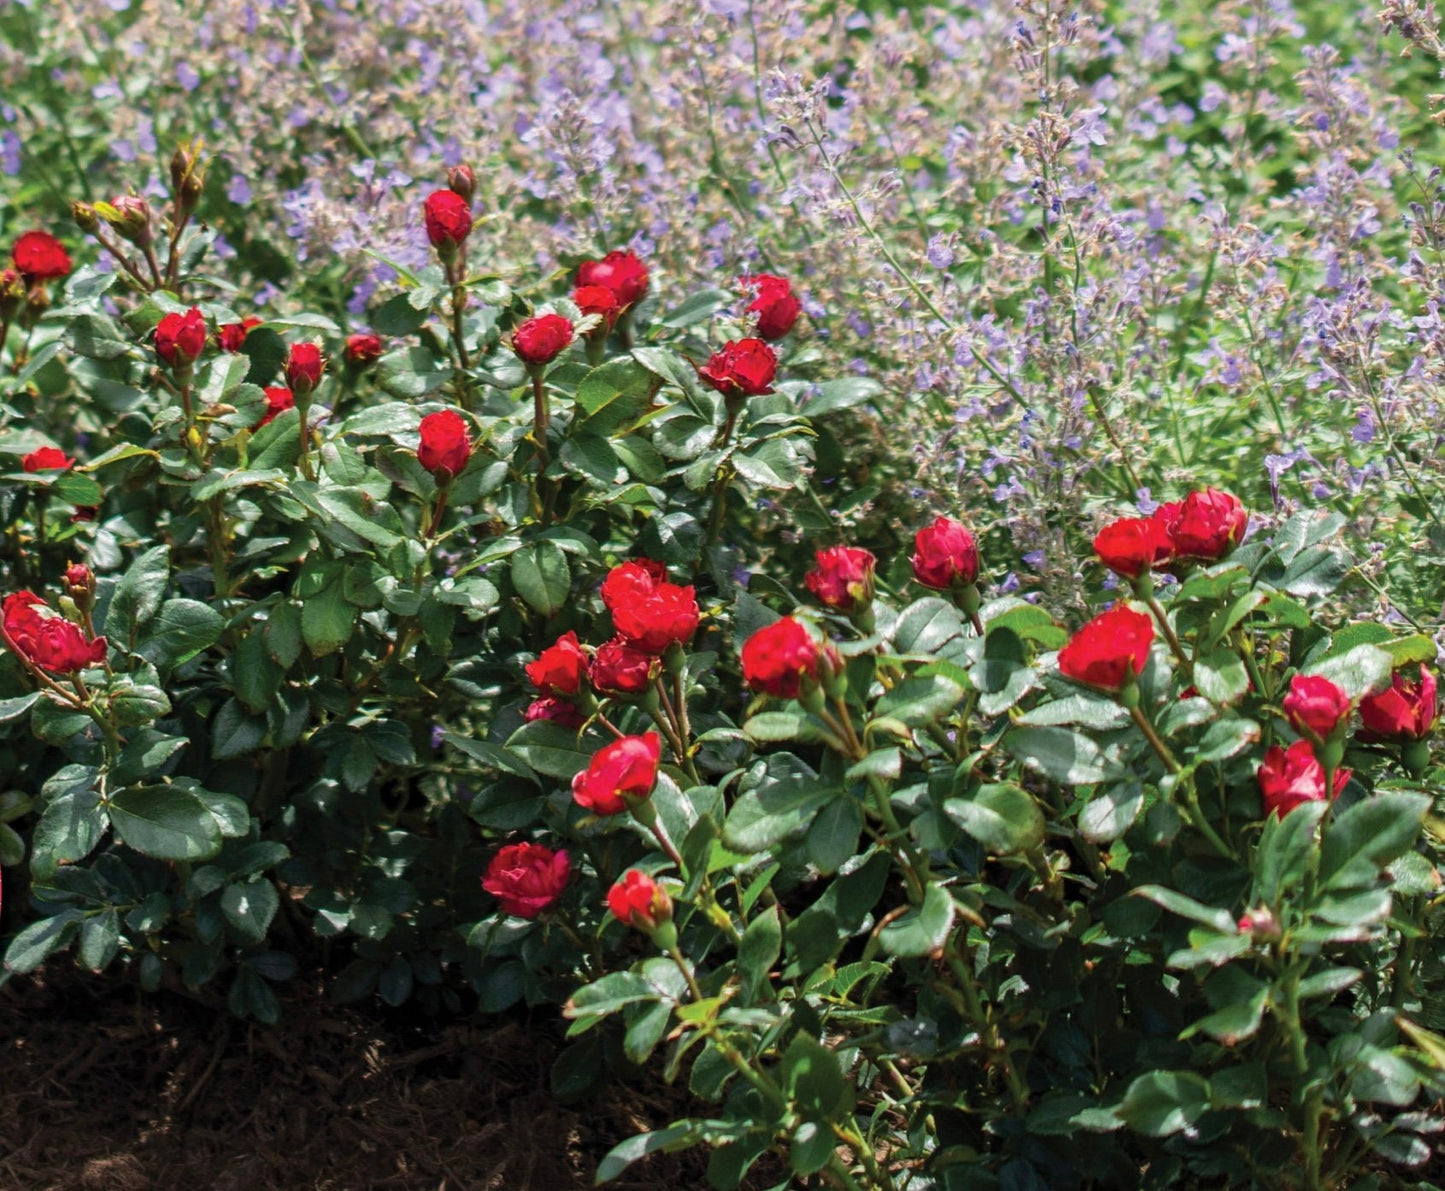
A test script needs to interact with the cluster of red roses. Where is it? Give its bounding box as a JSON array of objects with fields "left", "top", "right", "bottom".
[
  {"left": 1, "top": 576, "right": 104, "bottom": 676},
  {"left": 1092, "top": 487, "right": 1248, "bottom": 580},
  {"left": 1, "top": 229, "right": 71, "bottom": 333}
]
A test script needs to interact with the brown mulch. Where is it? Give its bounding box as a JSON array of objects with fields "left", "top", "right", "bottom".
[{"left": 0, "top": 969, "right": 776, "bottom": 1191}]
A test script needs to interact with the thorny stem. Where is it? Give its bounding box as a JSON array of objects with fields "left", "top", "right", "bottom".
[
  {"left": 529, "top": 369, "right": 559, "bottom": 525},
  {"left": 1280, "top": 965, "right": 1327, "bottom": 1191},
  {"left": 1129, "top": 703, "right": 1236, "bottom": 858},
  {"left": 1143, "top": 593, "right": 1188, "bottom": 669},
  {"left": 943, "top": 938, "right": 1029, "bottom": 1113}
]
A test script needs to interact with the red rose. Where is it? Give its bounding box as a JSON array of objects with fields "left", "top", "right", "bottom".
[
  {"left": 254, "top": 387, "right": 294, "bottom": 430},
  {"left": 804, "top": 545, "right": 876, "bottom": 613},
  {"left": 417, "top": 409, "right": 473, "bottom": 479},
  {"left": 1093, "top": 515, "right": 1175, "bottom": 579},
  {"left": 481, "top": 842, "right": 570, "bottom": 917},
  {"left": 610, "top": 580, "right": 699, "bottom": 654},
  {"left": 511, "top": 313, "right": 575, "bottom": 366},
  {"left": 423, "top": 189, "right": 472, "bottom": 250},
  {"left": 1359, "top": 668, "right": 1438, "bottom": 741},
  {"left": 696, "top": 338, "right": 777, "bottom": 397},
  {"left": 2, "top": 590, "right": 107, "bottom": 674},
  {"left": 571, "top": 732, "right": 661, "bottom": 816},
  {"left": 218, "top": 316, "right": 262, "bottom": 353},
  {"left": 525, "top": 630, "right": 589, "bottom": 695},
  {"left": 1257, "top": 740, "right": 1349, "bottom": 819},
  {"left": 154, "top": 307, "right": 207, "bottom": 368},
  {"left": 741, "top": 273, "right": 802, "bottom": 341},
  {"left": 575, "top": 250, "right": 649, "bottom": 309},
  {"left": 286, "top": 342, "right": 324, "bottom": 394},
  {"left": 12, "top": 230, "right": 71, "bottom": 282},
  {"left": 1283, "top": 674, "right": 1351, "bottom": 742},
  {"left": 345, "top": 332, "right": 384, "bottom": 364},
  {"left": 911, "top": 516, "right": 979, "bottom": 589},
  {"left": 607, "top": 870, "right": 673, "bottom": 933},
  {"left": 523, "top": 696, "right": 587, "bottom": 728},
  {"left": 590, "top": 636, "right": 659, "bottom": 695},
  {"left": 573, "top": 284, "right": 622, "bottom": 332},
  {"left": 600, "top": 559, "right": 668, "bottom": 612},
  {"left": 1168, "top": 488, "right": 1248, "bottom": 560},
  {"left": 63, "top": 564, "right": 95, "bottom": 607},
  {"left": 22, "top": 446, "right": 73, "bottom": 473},
  {"left": 1057, "top": 604, "right": 1155, "bottom": 692},
  {"left": 741, "top": 616, "right": 821, "bottom": 699}
]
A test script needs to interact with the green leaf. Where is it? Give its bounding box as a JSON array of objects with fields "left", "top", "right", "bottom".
[
  {"left": 873, "top": 673, "right": 966, "bottom": 726},
  {"left": 4, "top": 911, "right": 82, "bottom": 974},
  {"left": 789, "top": 1120, "right": 835, "bottom": 1176},
  {"left": 891, "top": 598, "right": 968, "bottom": 655},
  {"left": 801, "top": 376, "right": 883, "bottom": 417},
  {"left": 1018, "top": 694, "right": 1129, "bottom": 730},
  {"left": 1251, "top": 801, "right": 1327, "bottom": 904},
  {"left": 211, "top": 697, "right": 268, "bottom": 760},
  {"left": 1193, "top": 646, "right": 1249, "bottom": 704},
  {"left": 221, "top": 880, "right": 280, "bottom": 943},
  {"left": 136, "top": 599, "right": 223, "bottom": 671},
  {"left": 805, "top": 796, "right": 863, "bottom": 874},
  {"left": 566, "top": 971, "right": 661, "bottom": 1019},
  {"left": 510, "top": 541, "right": 571, "bottom": 618},
  {"left": 944, "top": 784, "right": 1044, "bottom": 855},
  {"left": 658, "top": 287, "right": 732, "bottom": 329},
  {"left": 67, "top": 312, "right": 130, "bottom": 360},
  {"left": 376, "top": 346, "right": 448, "bottom": 399},
  {"left": 559, "top": 433, "right": 626, "bottom": 485},
  {"left": 723, "top": 780, "right": 840, "bottom": 853},
  {"left": 1078, "top": 781, "right": 1145, "bottom": 843},
  {"left": 1005, "top": 725, "right": 1117, "bottom": 785},
  {"left": 371, "top": 292, "right": 431, "bottom": 336},
  {"left": 109, "top": 785, "right": 223, "bottom": 861},
  {"left": 743, "top": 711, "right": 827, "bottom": 744},
  {"left": 240, "top": 326, "right": 286, "bottom": 385},
  {"left": 1119, "top": 1070, "right": 1212, "bottom": 1136},
  {"left": 51, "top": 471, "right": 103, "bottom": 506},
  {"left": 736, "top": 905, "right": 781, "bottom": 1002},
  {"left": 300, "top": 574, "right": 355, "bottom": 657},
  {"left": 1131, "top": 885, "right": 1236, "bottom": 933},
  {"left": 31, "top": 786, "right": 107, "bottom": 874},
  {"left": 1278, "top": 545, "right": 1351, "bottom": 597},
  {"left": 878, "top": 883, "right": 955, "bottom": 957},
  {"left": 595, "top": 1123, "right": 701, "bottom": 1184},
  {"left": 505, "top": 720, "right": 594, "bottom": 781},
  {"left": 576, "top": 358, "right": 657, "bottom": 434},
  {"left": 107, "top": 544, "right": 170, "bottom": 638},
  {"left": 1306, "top": 644, "right": 1394, "bottom": 702},
  {"left": 780, "top": 1034, "right": 853, "bottom": 1119},
  {"left": 1319, "top": 792, "right": 1430, "bottom": 891}
]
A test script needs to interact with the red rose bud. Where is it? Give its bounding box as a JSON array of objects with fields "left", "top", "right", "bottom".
[
  {"left": 447, "top": 163, "right": 477, "bottom": 203},
  {"left": 512, "top": 313, "right": 575, "bottom": 366},
  {"left": 590, "top": 636, "right": 659, "bottom": 695},
  {"left": 575, "top": 249, "right": 649, "bottom": 309},
  {"left": 481, "top": 842, "right": 570, "bottom": 918},
  {"left": 0, "top": 268, "right": 23, "bottom": 321},
  {"left": 1168, "top": 488, "right": 1248, "bottom": 560},
  {"left": 805, "top": 545, "right": 876, "bottom": 613},
  {"left": 254, "top": 387, "right": 294, "bottom": 430},
  {"left": 105, "top": 195, "right": 152, "bottom": 246},
  {"left": 911, "top": 516, "right": 979, "bottom": 589},
  {"left": 571, "top": 732, "right": 661, "bottom": 816},
  {"left": 741, "top": 273, "right": 802, "bottom": 340},
  {"left": 423, "top": 188, "right": 472, "bottom": 250},
  {"left": 525, "top": 630, "right": 589, "bottom": 695},
  {"left": 2, "top": 590, "right": 107, "bottom": 674},
  {"left": 218, "top": 316, "right": 262, "bottom": 353},
  {"left": 1057, "top": 605, "right": 1155, "bottom": 693},
  {"left": 63, "top": 563, "right": 96, "bottom": 609},
  {"left": 1093, "top": 515, "right": 1175, "bottom": 579},
  {"left": 741, "top": 616, "right": 821, "bottom": 699},
  {"left": 607, "top": 870, "right": 673, "bottom": 934},
  {"left": 524, "top": 696, "right": 587, "bottom": 728},
  {"left": 697, "top": 338, "right": 778, "bottom": 397},
  {"left": 600, "top": 559, "right": 669, "bottom": 613},
  {"left": 573, "top": 284, "right": 622, "bottom": 332},
  {"left": 417, "top": 409, "right": 473, "bottom": 479},
  {"left": 154, "top": 307, "right": 207, "bottom": 369},
  {"left": 1359, "top": 668, "right": 1438, "bottom": 741},
  {"left": 1257, "top": 739, "right": 1349, "bottom": 819},
  {"left": 286, "top": 342, "right": 324, "bottom": 395},
  {"left": 11, "top": 230, "right": 71, "bottom": 282},
  {"left": 345, "top": 332, "right": 384, "bottom": 365},
  {"left": 22, "top": 446, "right": 73, "bottom": 473},
  {"left": 1283, "top": 674, "right": 1351, "bottom": 742},
  {"left": 610, "top": 578, "right": 699, "bottom": 655}
]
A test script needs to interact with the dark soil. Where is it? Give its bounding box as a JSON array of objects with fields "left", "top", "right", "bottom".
[{"left": 0, "top": 968, "right": 777, "bottom": 1191}]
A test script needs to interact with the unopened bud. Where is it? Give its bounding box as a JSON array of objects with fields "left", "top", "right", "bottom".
[
  {"left": 64, "top": 563, "right": 96, "bottom": 611},
  {"left": 71, "top": 201, "right": 100, "bottom": 236},
  {"left": 106, "top": 196, "right": 153, "bottom": 247},
  {"left": 447, "top": 163, "right": 476, "bottom": 203},
  {"left": 0, "top": 269, "right": 23, "bottom": 321}
]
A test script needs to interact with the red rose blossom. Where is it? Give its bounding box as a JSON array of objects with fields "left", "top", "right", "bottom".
[
  {"left": 154, "top": 307, "right": 207, "bottom": 368},
  {"left": 571, "top": 732, "right": 661, "bottom": 816},
  {"left": 1257, "top": 740, "right": 1349, "bottom": 819},
  {"left": 741, "top": 616, "right": 821, "bottom": 699},
  {"left": 1283, "top": 674, "right": 1351, "bottom": 742},
  {"left": 345, "top": 332, "right": 384, "bottom": 364},
  {"left": 1359, "top": 668, "right": 1438, "bottom": 741},
  {"left": 911, "top": 516, "right": 979, "bottom": 589},
  {"left": 12, "top": 230, "right": 71, "bottom": 282},
  {"left": 523, "top": 696, "right": 586, "bottom": 728},
  {"left": 525, "top": 630, "right": 589, "bottom": 695},
  {"left": 573, "top": 284, "right": 622, "bottom": 332},
  {"left": 590, "top": 636, "right": 659, "bottom": 695},
  {"left": 2, "top": 590, "right": 107, "bottom": 674},
  {"left": 218, "top": 316, "right": 262, "bottom": 353},
  {"left": 417, "top": 409, "right": 473, "bottom": 479},
  {"left": 1168, "top": 488, "right": 1248, "bottom": 560},
  {"left": 575, "top": 250, "right": 649, "bottom": 308},
  {"left": 610, "top": 579, "right": 699, "bottom": 654},
  {"left": 286, "top": 342, "right": 324, "bottom": 394},
  {"left": 22, "top": 446, "right": 73, "bottom": 473},
  {"left": 512, "top": 313, "right": 575, "bottom": 366},
  {"left": 804, "top": 545, "right": 876, "bottom": 613},
  {"left": 607, "top": 870, "right": 673, "bottom": 933},
  {"left": 254, "top": 387, "right": 294, "bottom": 430},
  {"left": 741, "top": 273, "right": 802, "bottom": 340},
  {"left": 697, "top": 338, "right": 777, "bottom": 397},
  {"left": 423, "top": 189, "right": 473, "bottom": 250},
  {"left": 1093, "top": 515, "right": 1176, "bottom": 579},
  {"left": 600, "top": 559, "right": 668, "bottom": 612},
  {"left": 481, "top": 842, "right": 570, "bottom": 918},
  {"left": 1057, "top": 605, "right": 1155, "bottom": 692}
]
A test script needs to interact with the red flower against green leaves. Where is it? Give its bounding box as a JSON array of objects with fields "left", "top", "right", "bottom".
[
  {"left": 154, "top": 307, "right": 207, "bottom": 368},
  {"left": 525, "top": 630, "right": 588, "bottom": 695},
  {"left": 1283, "top": 674, "right": 1351, "bottom": 742},
  {"left": 589, "top": 636, "right": 658, "bottom": 695},
  {"left": 1359, "top": 669, "right": 1438, "bottom": 741},
  {"left": 12, "top": 230, "right": 71, "bottom": 282},
  {"left": 607, "top": 870, "right": 673, "bottom": 933},
  {"left": 1257, "top": 740, "right": 1349, "bottom": 818},
  {"left": 21, "top": 446, "right": 73, "bottom": 473},
  {"left": 697, "top": 338, "right": 777, "bottom": 397},
  {"left": 804, "top": 546, "right": 875, "bottom": 613},
  {"left": 254, "top": 387, "right": 294, "bottom": 430},
  {"left": 417, "top": 410, "right": 473, "bottom": 479},
  {"left": 218, "top": 316, "right": 261, "bottom": 353},
  {"left": 575, "top": 250, "right": 649, "bottom": 308},
  {"left": 911, "top": 516, "right": 979, "bottom": 589},
  {"left": 423, "top": 189, "right": 473, "bottom": 249},
  {"left": 512, "top": 313, "right": 574, "bottom": 366},
  {"left": 741, "top": 616, "right": 821, "bottom": 699},
  {"left": 482, "top": 842, "right": 570, "bottom": 918},
  {"left": 1057, "top": 605, "right": 1155, "bottom": 692},
  {"left": 345, "top": 332, "right": 383, "bottom": 364},
  {"left": 741, "top": 273, "right": 803, "bottom": 340},
  {"left": 600, "top": 561, "right": 698, "bottom": 654},
  {"left": 2, "top": 590, "right": 107, "bottom": 674},
  {"left": 286, "top": 342, "right": 324, "bottom": 394},
  {"left": 523, "top": 696, "right": 586, "bottom": 728},
  {"left": 573, "top": 284, "right": 622, "bottom": 332},
  {"left": 600, "top": 559, "right": 668, "bottom": 612},
  {"left": 571, "top": 732, "right": 661, "bottom": 816},
  {"left": 1167, "top": 488, "right": 1248, "bottom": 560},
  {"left": 1093, "top": 515, "right": 1175, "bottom": 579}
]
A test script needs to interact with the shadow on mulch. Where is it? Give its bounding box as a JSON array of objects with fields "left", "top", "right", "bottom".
[{"left": 0, "top": 969, "right": 779, "bottom": 1191}]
